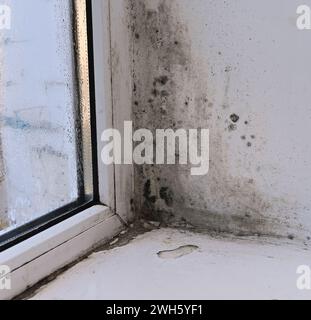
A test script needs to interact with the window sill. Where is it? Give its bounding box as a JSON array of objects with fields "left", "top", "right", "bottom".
[{"left": 0, "top": 205, "right": 124, "bottom": 300}]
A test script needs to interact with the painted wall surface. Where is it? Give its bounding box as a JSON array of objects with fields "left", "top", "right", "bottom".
[
  {"left": 0, "top": 0, "right": 78, "bottom": 232},
  {"left": 129, "top": 0, "right": 311, "bottom": 241}
]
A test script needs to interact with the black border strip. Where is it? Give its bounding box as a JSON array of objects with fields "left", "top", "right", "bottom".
[
  {"left": 86, "top": 0, "right": 100, "bottom": 204},
  {"left": 0, "top": 0, "right": 100, "bottom": 252}
]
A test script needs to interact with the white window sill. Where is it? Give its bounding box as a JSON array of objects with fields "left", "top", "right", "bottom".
[
  {"left": 29, "top": 228, "right": 311, "bottom": 300},
  {"left": 0, "top": 205, "right": 124, "bottom": 300}
]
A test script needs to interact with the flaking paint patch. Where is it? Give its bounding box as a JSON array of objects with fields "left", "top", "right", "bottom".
[{"left": 157, "top": 245, "right": 199, "bottom": 259}]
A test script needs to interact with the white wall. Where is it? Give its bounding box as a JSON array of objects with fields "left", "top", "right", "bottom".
[{"left": 130, "top": 0, "right": 311, "bottom": 241}]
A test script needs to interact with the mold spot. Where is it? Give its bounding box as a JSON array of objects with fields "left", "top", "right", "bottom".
[
  {"left": 247, "top": 142, "right": 252, "bottom": 147},
  {"left": 151, "top": 88, "right": 159, "bottom": 97},
  {"left": 153, "top": 75, "right": 169, "bottom": 86},
  {"left": 228, "top": 124, "right": 237, "bottom": 132},
  {"left": 230, "top": 114, "right": 240, "bottom": 123},
  {"left": 130, "top": 198, "right": 135, "bottom": 212},
  {"left": 225, "top": 66, "right": 232, "bottom": 73},
  {"left": 160, "top": 187, "right": 174, "bottom": 207},
  {"left": 144, "top": 180, "right": 157, "bottom": 204},
  {"left": 160, "top": 90, "right": 169, "bottom": 98}
]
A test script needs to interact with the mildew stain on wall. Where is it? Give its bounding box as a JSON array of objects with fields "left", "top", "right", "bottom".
[{"left": 128, "top": 0, "right": 311, "bottom": 241}]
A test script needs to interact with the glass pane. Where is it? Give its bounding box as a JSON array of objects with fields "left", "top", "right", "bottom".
[{"left": 0, "top": 0, "right": 81, "bottom": 235}]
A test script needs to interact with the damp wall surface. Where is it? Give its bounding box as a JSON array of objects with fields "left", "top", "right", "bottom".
[{"left": 126, "top": 0, "right": 311, "bottom": 241}]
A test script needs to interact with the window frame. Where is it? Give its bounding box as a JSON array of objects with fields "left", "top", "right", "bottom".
[
  {"left": 0, "top": 0, "right": 131, "bottom": 300},
  {"left": 0, "top": 0, "right": 99, "bottom": 252}
]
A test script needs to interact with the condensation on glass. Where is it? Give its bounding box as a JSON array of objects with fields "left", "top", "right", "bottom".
[{"left": 0, "top": 0, "right": 93, "bottom": 235}]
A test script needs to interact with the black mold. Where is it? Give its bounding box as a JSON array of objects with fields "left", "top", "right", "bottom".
[
  {"left": 130, "top": 0, "right": 289, "bottom": 238},
  {"left": 160, "top": 187, "right": 174, "bottom": 207},
  {"left": 154, "top": 75, "right": 169, "bottom": 86},
  {"left": 143, "top": 180, "right": 157, "bottom": 204},
  {"left": 230, "top": 114, "right": 240, "bottom": 123},
  {"left": 228, "top": 124, "right": 237, "bottom": 132}
]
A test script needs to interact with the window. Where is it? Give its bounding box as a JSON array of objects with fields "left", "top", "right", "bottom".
[{"left": 0, "top": 0, "right": 97, "bottom": 251}]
